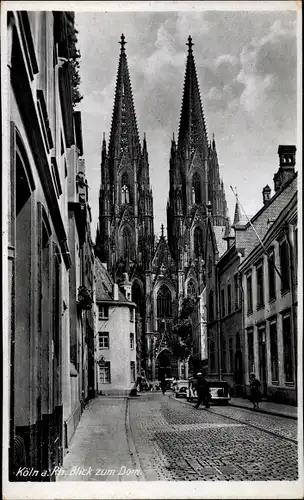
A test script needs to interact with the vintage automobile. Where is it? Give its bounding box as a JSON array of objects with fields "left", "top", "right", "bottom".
[
  {"left": 187, "top": 378, "right": 230, "bottom": 405},
  {"left": 165, "top": 378, "right": 175, "bottom": 390},
  {"left": 174, "top": 379, "right": 188, "bottom": 398}
]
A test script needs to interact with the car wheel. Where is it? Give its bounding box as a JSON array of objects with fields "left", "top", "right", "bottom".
[{"left": 175, "top": 393, "right": 179, "bottom": 398}]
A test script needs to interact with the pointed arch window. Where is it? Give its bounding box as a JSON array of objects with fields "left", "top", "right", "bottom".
[
  {"left": 192, "top": 172, "right": 202, "bottom": 204},
  {"left": 122, "top": 227, "right": 131, "bottom": 259},
  {"left": 187, "top": 280, "right": 196, "bottom": 298},
  {"left": 121, "top": 172, "right": 130, "bottom": 204},
  {"left": 157, "top": 285, "right": 172, "bottom": 318},
  {"left": 194, "top": 226, "right": 204, "bottom": 259}
]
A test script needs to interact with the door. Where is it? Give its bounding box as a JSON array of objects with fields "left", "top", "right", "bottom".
[{"left": 258, "top": 327, "right": 267, "bottom": 398}]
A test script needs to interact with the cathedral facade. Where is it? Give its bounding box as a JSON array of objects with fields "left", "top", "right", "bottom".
[{"left": 95, "top": 35, "right": 229, "bottom": 382}]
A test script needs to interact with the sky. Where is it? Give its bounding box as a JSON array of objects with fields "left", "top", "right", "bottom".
[{"left": 75, "top": 5, "right": 298, "bottom": 241}]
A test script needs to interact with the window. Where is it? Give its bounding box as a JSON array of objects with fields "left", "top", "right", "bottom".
[
  {"left": 157, "top": 285, "right": 172, "bottom": 318},
  {"left": 294, "top": 227, "right": 298, "bottom": 281},
  {"left": 269, "top": 320, "right": 279, "bottom": 381},
  {"left": 192, "top": 172, "right": 202, "bottom": 204},
  {"left": 121, "top": 172, "right": 130, "bottom": 204},
  {"left": 130, "top": 361, "right": 136, "bottom": 383},
  {"left": 208, "top": 290, "right": 214, "bottom": 321},
  {"left": 194, "top": 227, "right": 204, "bottom": 259},
  {"left": 99, "top": 362, "right": 111, "bottom": 383},
  {"left": 99, "top": 332, "right": 109, "bottom": 349},
  {"left": 220, "top": 288, "right": 225, "bottom": 318},
  {"left": 227, "top": 284, "right": 232, "bottom": 314},
  {"left": 247, "top": 329, "right": 254, "bottom": 374},
  {"left": 187, "top": 281, "right": 196, "bottom": 297},
  {"left": 208, "top": 256, "right": 212, "bottom": 276},
  {"left": 122, "top": 227, "right": 131, "bottom": 259},
  {"left": 268, "top": 250, "right": 276, "bottom": 301},
  {"left": 130, "top": 333, "right": 134, "bottom": 350},
  {"left": 222, "top": 339, "right": 227, "bottom": 372},
  {"left": 129, "top": 308, "right": 134, "bottom": 322},
  {"left": 229, "top": 337, "right": 234, "bottom": 373},
  {"left": 234, "top": 274, "right": 239, "bottom": 310},
  {"left": 282, "top": 314, "right": 293, "bottom": 383},
  {"left": 98, "top": 305, "right": 109, "bottom": 320},
  {"left": 279, "top": 239, "right": 290, "bottom": 291},
  {"left": 246, "top": 274, "right": 253, "bottom": 314},
  {"left": 209, "top": 340, "right": 216, "bottom": 372},
  {"left": 256, "top": 263, "right": 264, "bottom": 308}
]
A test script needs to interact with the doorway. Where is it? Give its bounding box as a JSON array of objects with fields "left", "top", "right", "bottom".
[
  {"left": 156, "top": 350, "right": 172, "bottom": 381},
  {"left": 258, "top": 326, "right": 267, "bottom": 398}
]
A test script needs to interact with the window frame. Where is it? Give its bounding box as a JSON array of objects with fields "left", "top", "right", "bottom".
[
  {"left": 227, "top": 283, "right": 232, "bottom": 315},
  {"left": 246, "top": 274, "right": 253, "bottom": 315},
  {"left": 99, "top": 362, "right": 111, "bottom": 384},
  {"left": 256, "top": 261, "right": 264, "bottom": 309},
  {"left": 269, "top": 319, "right": 279, "bottom": 382},
  {"left": 98, "top": 304, "right": 109, "bottom": 320},
  {"left": 130, "top": 332, "right": 134, "bottom": 350},
  {"left": 279, "top": 238, "right": 290, "bottom": 293},
  {"left": 268, "top": 249, "right": 276, "bottom": 301},
  {"left": 98, "top": 331, "right": 110, "bottom": 349}
]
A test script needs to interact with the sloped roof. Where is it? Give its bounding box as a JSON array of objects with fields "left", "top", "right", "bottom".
[
  {"left": 94, "top": 258, "right": 129, "bottom": 303},
  {"left": 213, "top": 226, "right": 227, "bottom": 257}
]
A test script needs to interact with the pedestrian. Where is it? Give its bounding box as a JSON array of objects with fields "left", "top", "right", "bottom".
[
  {"left": 160, "top": 379, "right": 166, "bottom": 395},
  {"left": 194, "top": 372, "right": 210, "bottom": 409},
  {"left": 249, "top": 372, "right": 261, "bottom": 410}
]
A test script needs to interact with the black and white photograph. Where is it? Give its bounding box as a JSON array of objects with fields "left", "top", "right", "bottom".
[{"left": 2, "top": 1, "right": 303, "bottom": 499}]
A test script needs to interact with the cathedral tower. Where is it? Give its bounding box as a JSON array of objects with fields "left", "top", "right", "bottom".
[
  {"left": 167, "top": 36, "right": 229, "bottom": 282},
  {"left": 96, "top": 34, "right": 154, "bottom": 279}
]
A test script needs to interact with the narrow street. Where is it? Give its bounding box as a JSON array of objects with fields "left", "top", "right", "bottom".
[{"left": 57, "top": 392, "right": 298, "bottom": 482}]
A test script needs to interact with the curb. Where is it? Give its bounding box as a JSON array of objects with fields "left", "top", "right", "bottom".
[
  {"left": 229, "top": 402, "right": 298, "bottom": 420},
  {"left": 124, "top": 398, "right": 146, "bottom": 481}
]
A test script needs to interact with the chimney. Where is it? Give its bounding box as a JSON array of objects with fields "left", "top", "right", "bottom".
[
  {"left": 274, "top": 145, "right": 296, "bottom": 192},
  {"left": 113, "top": 283, "right": 119, "bottom": 301},
  {"left": 262, "top": 185, "right": 271, "bottom": 205}
]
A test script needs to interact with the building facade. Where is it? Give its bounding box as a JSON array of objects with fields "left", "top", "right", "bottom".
[
  {"left": 94, "top": 259, "right": 137, "bottom": 395},
  {"left": 237, "top": 147, "right": 298, "bottom": 404},
  {"left": 6, "top": 11, "right": 95, "bottom": 481}
]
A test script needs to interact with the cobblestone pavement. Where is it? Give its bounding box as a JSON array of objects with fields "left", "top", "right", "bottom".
[{"left": 129, "top": 393, "right": 298, "bottom": 481}]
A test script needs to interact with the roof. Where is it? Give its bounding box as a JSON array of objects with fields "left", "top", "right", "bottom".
[
  {"left": 94, "top": 258, "right": 129, "bottom": 303},
  {"left": 213, "top": 226, "right": 227, "bottom": 257}
]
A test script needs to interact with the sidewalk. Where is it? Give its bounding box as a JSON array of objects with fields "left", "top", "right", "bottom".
[
  {"left": 229, "top": 397, "right": 298, "bottom": 419},
  {"left": 56, "top": 396, "right": 142, "bottom": 481}
]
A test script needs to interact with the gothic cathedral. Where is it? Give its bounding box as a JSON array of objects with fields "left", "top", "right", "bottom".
[{"left": 95, "top": 35, "right": 229, "bottom": 381}]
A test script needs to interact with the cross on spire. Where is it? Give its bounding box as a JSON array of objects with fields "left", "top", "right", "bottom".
[
  {"left": 119, "top": 33, "right": 127, "bottom": 51},
  {"left": 186, "top": 35, "right": 194, "bottom": 52}
]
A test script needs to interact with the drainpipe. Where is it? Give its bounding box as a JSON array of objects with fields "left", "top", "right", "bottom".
[
  {"left": 238, "top": 270, "right": 245, "bottom": 396},
  {"left": 215, "top": 264, "right": 222, "bottom": 381}
]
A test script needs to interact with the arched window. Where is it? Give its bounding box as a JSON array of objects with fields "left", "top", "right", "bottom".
[
  {"left": 194, "top": 227, "right": 204, "bottom": 259},
  {"left": 122, "top": 227, "right": 131, "bottom": 259},
  {"left": 157, "top": 285, "right": 172, "bottom": 318},
  {"left": 187, "top": 281, "right": 196, "bottom": 297},
  {"left": 192, "top": 172, "right": 201, "bottom": 204},
  {"left": 121, "top": 172, "right": 130, "bottom": 204}
]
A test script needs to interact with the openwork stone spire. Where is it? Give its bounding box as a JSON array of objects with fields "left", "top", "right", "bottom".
[
  {"left": 108, "top": 34, "right": 141, "bottom": 158},
  {"left": 177, "top": 35, "right": 208, "bottom": 157}
]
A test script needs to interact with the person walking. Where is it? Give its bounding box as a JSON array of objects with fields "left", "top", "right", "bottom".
[
  {"left": 194, "top": 372, "right": 210, "bottom": 409},
  {"left": 160, "top": 379, "right": 166, "bottom": 395},
  {"left": 249, "top": 372, "right": 261, "bottom": 410}
]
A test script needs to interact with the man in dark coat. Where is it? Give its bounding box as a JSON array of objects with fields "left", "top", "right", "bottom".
[{"left": 194, "top": 372, "right": 210, "bottom": 409}]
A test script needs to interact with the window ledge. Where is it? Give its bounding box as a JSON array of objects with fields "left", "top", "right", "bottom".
[
  {"left": 256, "top": 303, "right": 265, "bottom": 311},
  {"left": 268, "top": 297, "right": 276, "bottom": 305},
  {"left": 281, "top": 288, "right": 290, "bottom": 297},
  {"left": 247, "top": 310, "right": 253, "bottom": 317},
  {"left": 270, "top": 380, "right": 279, "bottom": 385},
  {"left": 284, "top": 381, "right": 295, "bottom": 387}
]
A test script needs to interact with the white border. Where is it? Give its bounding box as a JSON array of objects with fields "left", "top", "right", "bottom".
[{"left": 2, "top": 1, "right": 303, "bottom": 499}]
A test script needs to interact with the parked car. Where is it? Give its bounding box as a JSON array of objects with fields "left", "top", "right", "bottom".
[
  {"left": 187, "top": 378, "right": 230, "bottom": 405},
  {"left": 174, "top": 379, "right": 188, "bottom": 398},
  {"left": 208, "top": 380, "right": 230, "bottom": 404}
]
